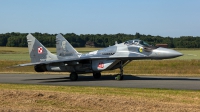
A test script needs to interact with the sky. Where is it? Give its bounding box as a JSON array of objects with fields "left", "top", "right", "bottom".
[{"left": 0, "top": 0, "right": 200, "bottom": 37}]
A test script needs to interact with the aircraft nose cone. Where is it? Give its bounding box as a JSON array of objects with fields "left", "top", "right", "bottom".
[
  {"left": 151, "top": 47, "right": 183, "bottom": 59},
  {"left": 173, "top": 51, "right": 183, "bottom": 57}
]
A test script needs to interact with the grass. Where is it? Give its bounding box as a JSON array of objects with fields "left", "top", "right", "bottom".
[
  {"left": 1, "top": 84, "right": 200, "bottom": 104},
  {"left": 105, "top": 60, "right": 200, "bottom": 75},
  {"left": 0, "top": 47, "right": 100, "bottom": 54},
  {"left": 0, "top": 47, "right": 101, "bottom": 60},
  {"left": 0, "top": 54, "right": 30, "bottom": 60},
  {"left": 0, "top": 83, "right": 199, "bottom": 98},
  {"left": 74, "top": 47, "right": 101, "bottom": 53},
  {"left": 0, "top": 84, "right": 200, "bottom": 111},
  {"left": 0, "top": 47, "right": 29, "bottom": 53},
  {"left": 176, "top": 49, "right": 200, "bottom": 60},
  {"left": 0, "top": 47, "right": 200, "bottom": 60}
]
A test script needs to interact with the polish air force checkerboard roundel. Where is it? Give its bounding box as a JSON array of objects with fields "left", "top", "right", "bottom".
[{"left": 38, "top": 47, "right": 43, "bottom": 54}]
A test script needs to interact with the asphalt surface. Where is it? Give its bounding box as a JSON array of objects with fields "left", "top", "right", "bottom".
[{"left": 0, "top": 74, "right": 200, "bottom": 90}]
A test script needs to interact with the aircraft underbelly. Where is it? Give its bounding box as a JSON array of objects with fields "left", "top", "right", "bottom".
[
  {"left": 46, "top": 65, "right": 73, "bottom": 72},
  {"left": 45, "top": 62, "right": 93, "bottom": 72}
]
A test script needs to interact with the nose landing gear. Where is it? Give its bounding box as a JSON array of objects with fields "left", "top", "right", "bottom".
[{"left": 115, "top": 61, "right": 124, "bottom": 80}]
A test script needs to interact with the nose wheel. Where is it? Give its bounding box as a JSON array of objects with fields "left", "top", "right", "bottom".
[{"left": 115, "top": 61, "right": 124, "bottom": 80}]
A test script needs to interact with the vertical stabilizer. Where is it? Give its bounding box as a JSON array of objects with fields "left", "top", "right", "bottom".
[
  {"left": 56, "top": 34, "right": 80, "bottom": 58},
  {"left": 27, "top": 34, "right": 58, "bottom": 63}
]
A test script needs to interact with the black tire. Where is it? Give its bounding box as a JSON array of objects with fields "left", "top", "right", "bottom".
[
  {"left": 121, "top": 75, "right": 124, "bottom": 80},
  {"left": 70, "top": 72, "right": 78, "bottom": 81},
  {"left": 93, "top": 72, "right": 101, "bottom": 79},
  {"left": 34, "top": 65, "right": 45, "bottom": 72}
]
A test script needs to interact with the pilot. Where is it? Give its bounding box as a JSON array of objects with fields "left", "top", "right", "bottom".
[{"left": 134, "top": 41, "right": 139, "bottom": 45}]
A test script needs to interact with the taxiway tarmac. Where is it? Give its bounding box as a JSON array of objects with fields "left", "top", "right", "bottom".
[{"left": 0, "top": 74, "right": 200, "bottom": 90}]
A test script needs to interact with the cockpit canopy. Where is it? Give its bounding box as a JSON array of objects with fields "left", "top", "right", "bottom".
[{"left": 124, "top": 39, "right": 150, "bottom": 47}]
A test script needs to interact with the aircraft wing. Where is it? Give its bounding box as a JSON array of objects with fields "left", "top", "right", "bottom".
[
  {"left": 17, "top": 58, "right": 81, "bottom": 67},
  {"left": 17, "top": 57, "right": 91, "bottom": 67},
  {"left": 17, "top": 52, "right": 147, "bottom": 67}
]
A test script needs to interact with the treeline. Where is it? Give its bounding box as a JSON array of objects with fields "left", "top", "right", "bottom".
[{"left": 0, "top": 32, "right": 200, "bottom": 48}]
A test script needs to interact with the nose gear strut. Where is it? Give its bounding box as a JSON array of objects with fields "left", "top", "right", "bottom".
[{"left": 115, "top": 61, "right": 124, "bottom": 80}]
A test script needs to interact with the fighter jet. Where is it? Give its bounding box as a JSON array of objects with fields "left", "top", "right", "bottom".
[{"left": 18, "top": 34, "right": 183, "bottom": 81}]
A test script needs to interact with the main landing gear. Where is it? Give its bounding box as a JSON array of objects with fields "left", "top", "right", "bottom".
[
  {"left": 69, "top": 60, "right": 124, "bottom": 81},
  {"left": 70, "top": 72, "right": 78, "bottom": 81},
  {"left": 115, "top": 61, "right": 124, "bottom": 80},
  {"left": 69, "top": 72, "right": 102, "bottom": 81},
  {"left": 93, "top": 72, "right": 101, "bottom": 79}
]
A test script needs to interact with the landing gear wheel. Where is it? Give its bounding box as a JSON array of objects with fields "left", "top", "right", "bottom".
[
  {"left": 70, "top": 72, "right": 78, "bottom": 81},
  {"left": 93, "top": 72, "right": 101, "bottom": 79},
  {"left": 115, "top": 74, "right": 123, "bottom": 80}
]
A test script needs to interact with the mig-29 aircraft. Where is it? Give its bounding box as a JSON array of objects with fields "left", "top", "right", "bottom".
[{"left": 18, "top": 34, "right": 183, "bottom": 81}]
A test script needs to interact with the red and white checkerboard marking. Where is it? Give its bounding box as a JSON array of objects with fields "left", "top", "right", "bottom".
[
  {"left": 38, "top": 47, "right": 43, "bottom": 54},
  {"left": 98, "top": 62, "right": 104, "bottom": 68}
]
